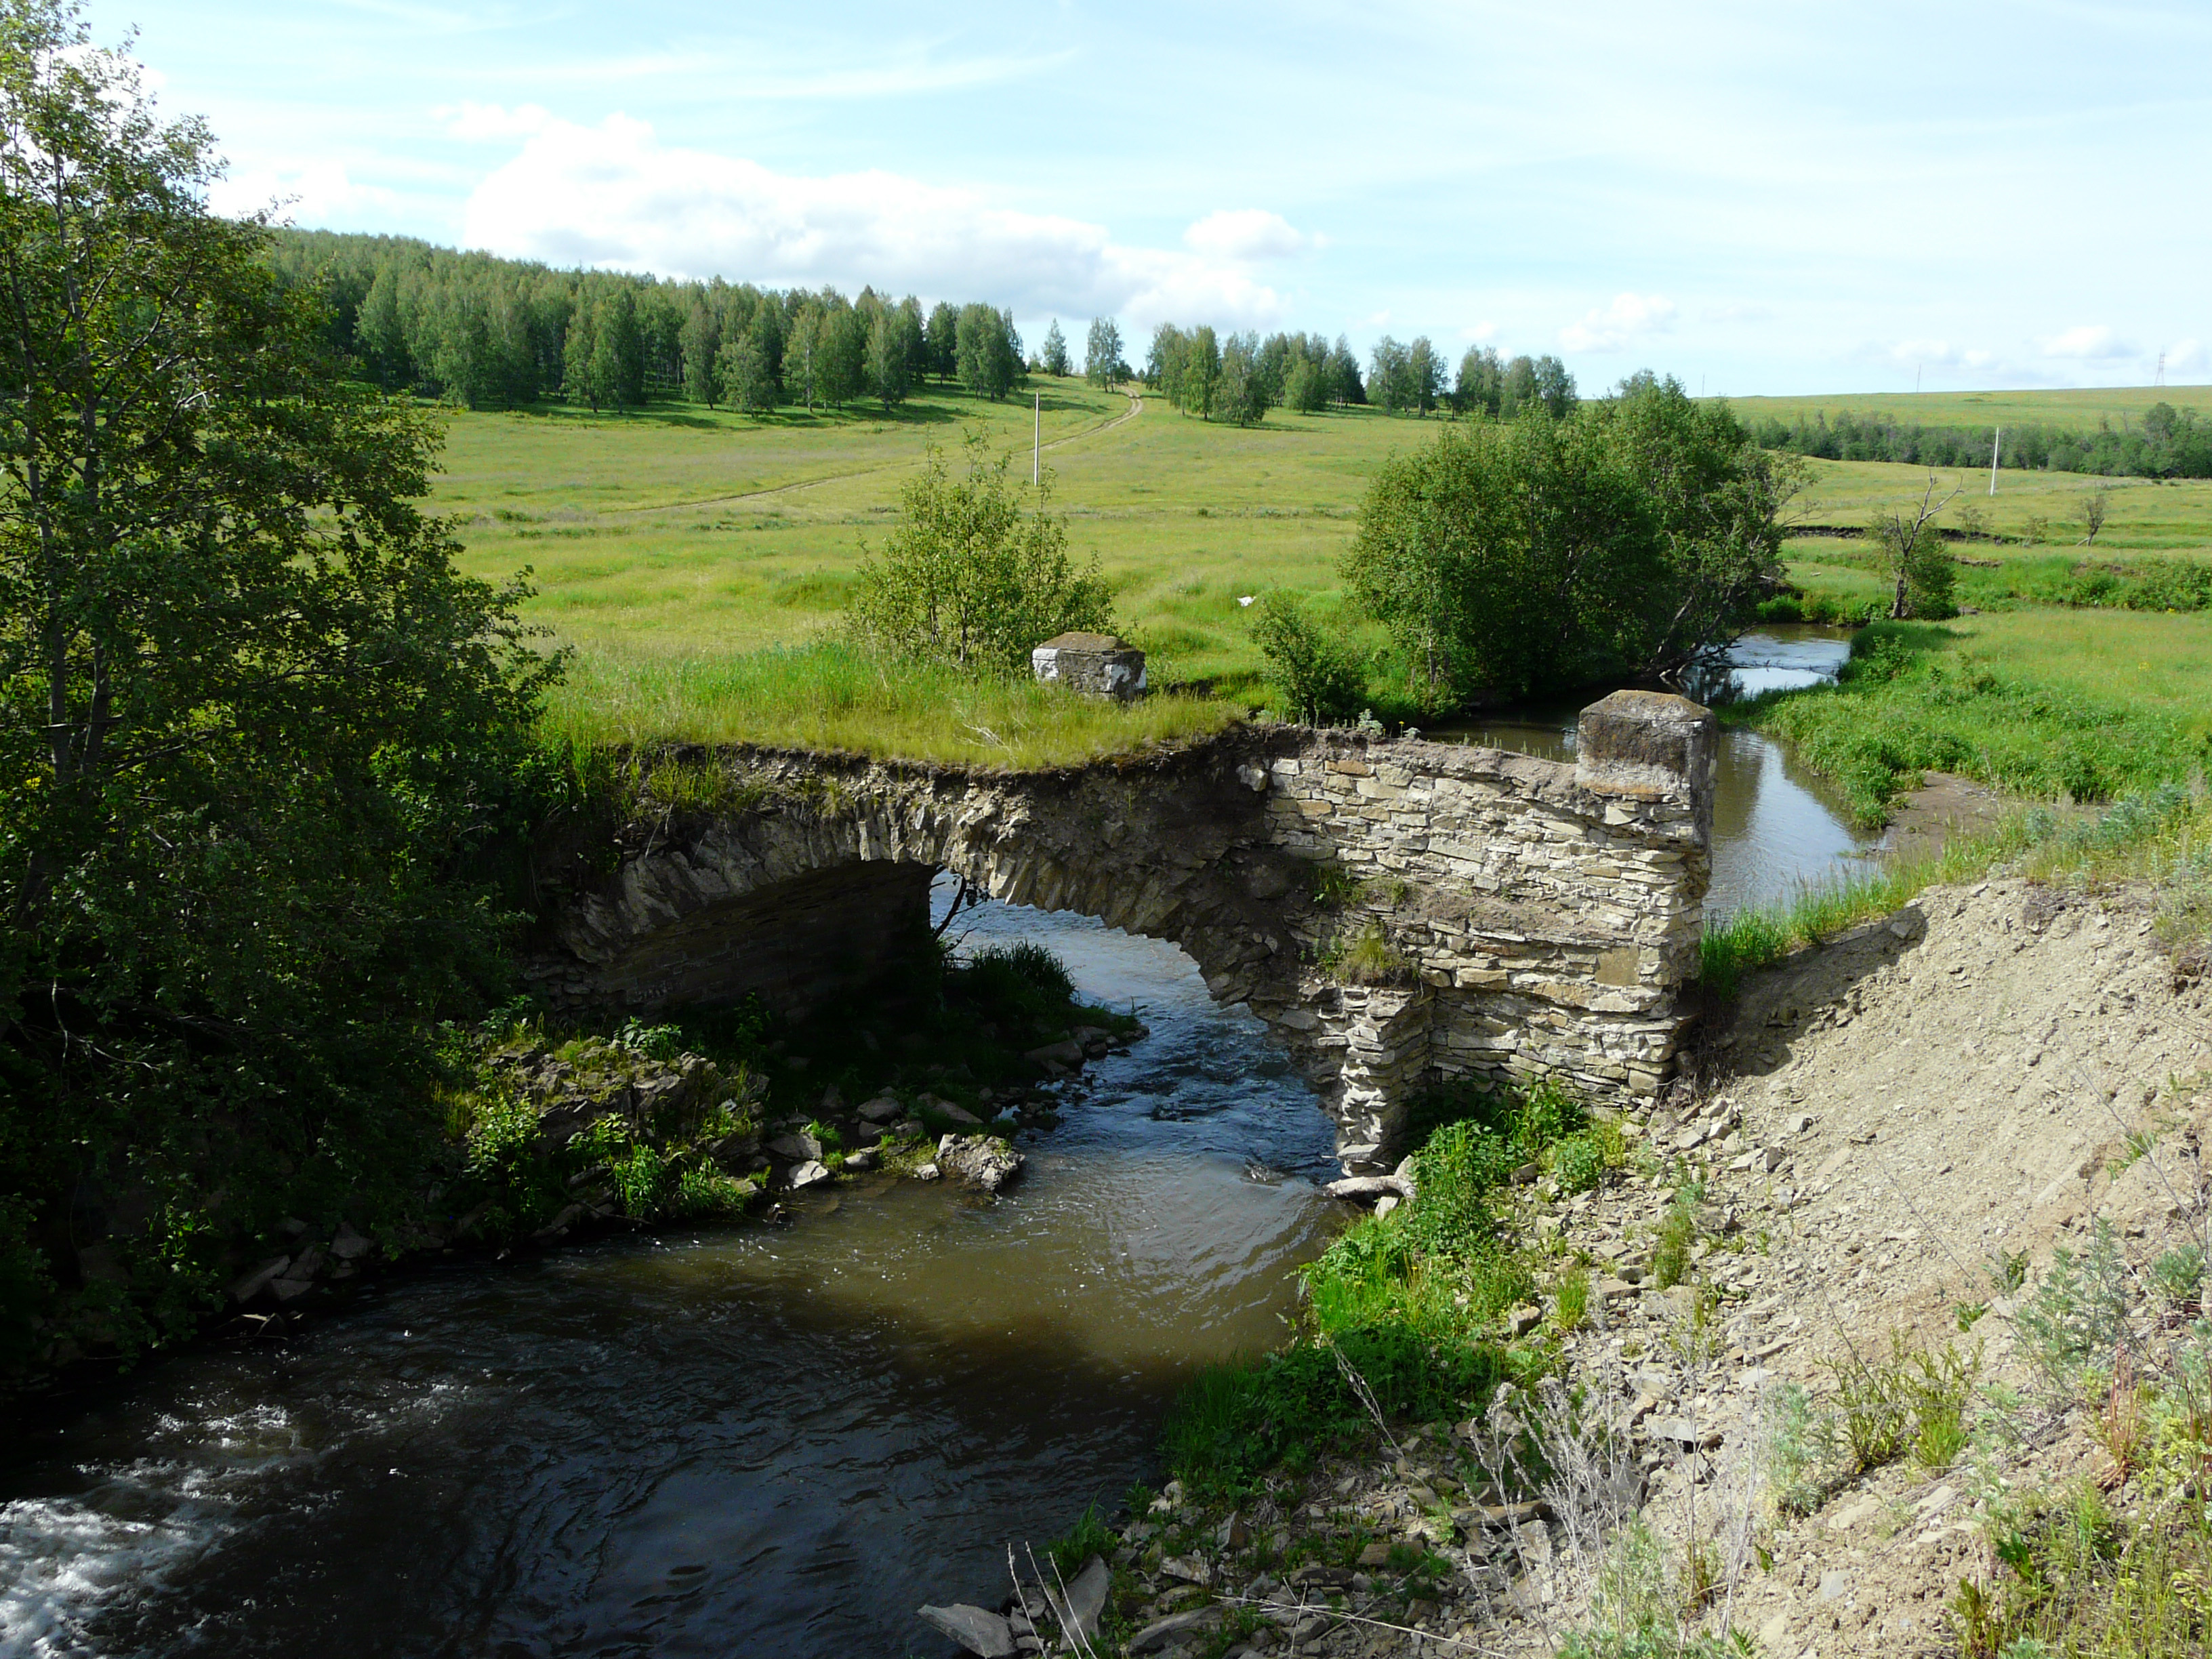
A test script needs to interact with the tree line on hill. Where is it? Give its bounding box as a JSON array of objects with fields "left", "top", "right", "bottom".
[
  {"left": 1141, "top": 325, "right": 1579, "bottom": 427},
  {"left": 268, "top": 230, "right": 1589, "bottom": 431},
  {"left": 1744, "top": 405, "right": 2212, "bottom": 480},
  {"left": 269, "top": 229, "right": 1031, "bottom": 414}
]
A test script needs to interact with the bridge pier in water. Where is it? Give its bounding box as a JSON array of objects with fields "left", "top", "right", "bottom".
[{"left": 529, "top": 691, "right": 1715, "bottom": 1176}]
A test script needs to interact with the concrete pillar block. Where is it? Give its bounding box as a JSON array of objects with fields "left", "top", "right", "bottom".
[{"left": 1573, "top": 690, "right": 1717, "bottom": 847}]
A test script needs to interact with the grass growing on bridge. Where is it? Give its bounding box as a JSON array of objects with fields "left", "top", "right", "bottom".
[{"left": 542, "top": 641, "right": 1241, "bottom": 766}]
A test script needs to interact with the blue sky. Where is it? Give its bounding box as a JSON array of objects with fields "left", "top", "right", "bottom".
[{"left": 102, "top": 0, "right": 2212, "bottom": 395}]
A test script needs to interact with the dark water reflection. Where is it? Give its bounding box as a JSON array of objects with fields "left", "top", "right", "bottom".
[
  {"left": 0, "top": 904, "right": 1342, "bottom": 1658},
  {"left": 1429, "top": 628, "right": 1872, "bottom": 916}
]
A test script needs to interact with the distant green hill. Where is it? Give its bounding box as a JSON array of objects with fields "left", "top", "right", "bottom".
[{"left": 1717, "top": 386, "right": 2212, "bottom": 479}]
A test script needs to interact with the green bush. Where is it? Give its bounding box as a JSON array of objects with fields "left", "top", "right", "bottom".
[
  {"left": 960, "top": 941, "right": 1077, "bottom": 1010},
  {"left": 1047, "top": 1504, "right": 1117, "bottom": 1581},
  {"left": 1652, "top": 1193, "right": 1697, "bottom": 1290},
  {"left": 1555, "top": 1265, "right": 1591, "bottom": 1332},
  {"left": 1551, "top": 1132, "right": 1606, "bottom": 1193},
  {"left": 669, "top": 1163, "right": 754, "bottom": 1219},
  {"left": 1322, "top": 922, "right": 1411, "bottom": 985},
  {"left": 2017, "top": 1220, "right": 2132, "bottom": 1394},
  {"left": 2152, "top": 1244, "right": 2206, "bottom": 1307},
  {"left": 1343, "top": 378, "right": 1796, "bottom": 705},
  {"left": 1249, "top": 590, "right": 1365, "bottom": 724},
  {"left": 847, "top": 431, "right": 1111, "bottom": 675},
  {"left": 1164, "top": 1331, "right": 1511, "bottom": 1499}
]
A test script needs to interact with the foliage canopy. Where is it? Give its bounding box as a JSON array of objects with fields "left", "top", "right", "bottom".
[
  {"left": 1343, "top": 375, "right": 1801, "bottom": 706},
  {"left": 0, "top": 0, "right": 555, "bottom": 1372},
  {"left": 848, "top": 434, "right": 1112, "bottom": 676}
]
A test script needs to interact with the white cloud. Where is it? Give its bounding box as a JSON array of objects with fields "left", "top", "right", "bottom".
[
  {"left": 208, "top": 160, "right": 403, "bottom": 224},
  {"left": 1701, "top": 300, "right": 1772, "bottom": 324},
  {"left": 1182, "top": 208, "right": 1317, "bottom": 262},
  {"left": 457, "top": 113, "right": 1286, "bottom": 327},
  {"left": 2167, "top": 339, "right": 2208, "bottom": 373},
  {"left": 1458, "top": 321, "right": 1499, "bottom": 342},
  {"left": 1883, "top": 338, "right": 1996, "bottom": 371},
  {"left": 1559, "top": 291, "right": 1677, "bottom": 353},
  {"left": 2040, "top": 324, "right": 2137, "bottom": 361}
]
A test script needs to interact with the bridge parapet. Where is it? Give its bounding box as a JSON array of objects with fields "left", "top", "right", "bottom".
[{"left": 527, "top": 693, "right": 1715, "bottom": 1174}]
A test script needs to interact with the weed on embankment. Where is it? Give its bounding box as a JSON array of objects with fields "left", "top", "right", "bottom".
[{"left": 1160, "top": 1079, "right": 1624, "bottom": 1502}]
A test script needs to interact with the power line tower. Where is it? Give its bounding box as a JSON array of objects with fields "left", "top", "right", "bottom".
[{"left": 2155, "top": 350, "right": 2167, "bottom": 388}]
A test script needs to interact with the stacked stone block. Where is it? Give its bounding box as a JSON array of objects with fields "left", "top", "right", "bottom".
[{"left": 528, "top": 691, "right": 1715, "bottom": 1174}]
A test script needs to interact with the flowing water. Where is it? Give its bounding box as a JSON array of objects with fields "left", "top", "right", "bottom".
[
  {"left": 0, "top": 630, "right": 1872, "bottom": 1658},
  {"left": 0, "top": 904, "right": 1345, "bottom": 1658},
  {"left": 1429, "top": 628, "right": 1871, "bottom": 916}
]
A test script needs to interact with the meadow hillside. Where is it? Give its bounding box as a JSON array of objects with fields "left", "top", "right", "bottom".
[
  {"left": 1727, "top": 382, "right": 2212, "bottom": 432},
  {"left": 432, "top": 380, "right": 2212, "bottom": 750}
]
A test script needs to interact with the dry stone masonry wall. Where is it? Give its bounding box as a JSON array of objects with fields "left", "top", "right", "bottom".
[{"left": 528, "top": 691, "right": 1714, "bottom": 1174}]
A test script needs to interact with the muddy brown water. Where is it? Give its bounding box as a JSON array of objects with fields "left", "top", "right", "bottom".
[
  {"left": 0, "top": 632, "right": 1872, "bottom": 1658},
  {"left": 0, "top": 905, "right": 1345, "bottom": 1658}
]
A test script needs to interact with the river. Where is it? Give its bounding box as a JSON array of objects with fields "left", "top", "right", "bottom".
[
  {"left": 1428, "top": 627, "right": 1870, "bottom": 916},
  {"left": 0, "top": 630, "right": 1864, "bottom": 1659}
]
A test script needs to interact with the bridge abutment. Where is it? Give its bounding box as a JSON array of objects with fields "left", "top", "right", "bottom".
[{"left": 528, "top": 693, "right": 1715, "bottom": 1174}]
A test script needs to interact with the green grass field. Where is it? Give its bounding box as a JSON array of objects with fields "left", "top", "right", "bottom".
[
  {"left": 432, "top": 380, "right": 2212, "bottom": 758},
  {"left": 1727, "top": 384, "right": 2212, "bottom": 433}
]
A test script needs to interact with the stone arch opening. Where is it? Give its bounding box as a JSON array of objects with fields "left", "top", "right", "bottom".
[{"left": 529, "top": 693, "right": 1715, "bottom": 1175}]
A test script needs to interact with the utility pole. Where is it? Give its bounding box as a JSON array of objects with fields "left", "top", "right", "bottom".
[
  {"left": 1033, "top": 391, "right": 1040, "bottom": 487},
  {"left": 1989, "top": 426, "right": 2001, "bottom": 496}
]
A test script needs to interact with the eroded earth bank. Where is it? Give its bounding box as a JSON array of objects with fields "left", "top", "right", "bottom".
[{"left": 979, "top": 878, "right": 2212, "bottom": 1659}]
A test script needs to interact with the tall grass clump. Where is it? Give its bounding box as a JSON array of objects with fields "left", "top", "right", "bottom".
[
  {"left": 1162, "top": 1077, "right": 1603, "bottom": 1499},
  {"left": 1740, "top": 613, "right": 2212, "bottom": 826},
  {"left": 541, "top": 640, "right": 1238, "bottom": 767}
]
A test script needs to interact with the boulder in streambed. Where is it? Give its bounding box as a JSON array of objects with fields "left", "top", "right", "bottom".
[
  {"left": 1024, "top": 1038, "right": 1083, "bottom": 1072},
  {"left": 918, "top": 1603, "right": 1015, "bottom": 1657},
  {"left": 857, "top": 1094, "right": 905, "bottom": 1124},
  {"left": 1324, "top": 1174, "right": 1414, "bottom": 1203},
  {"left": 1043, "top": 1554, "right": 1109, "bottom": 1645},
  {"left": 270, "top": 1246, "right": 324, "bottom": 1301},
  {"left": 787, "top": 1160, "right": 832, "bottom": 1189},
  {"left": 228, "top": 1254, "right": 291, "bottom": 1303},
  {"left": 936, "top": 1135, "right": 1023, "bottom": 1192},
  {"left": 918, "top": 1093, "right": 982, "bottom": 1127},
  {"left": 767, "top": 1131, "right": 822, "bottom": 1163}
]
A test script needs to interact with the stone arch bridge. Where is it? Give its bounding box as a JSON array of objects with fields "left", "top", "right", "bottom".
[{"left": 527, "top": 693, "right": 1716, "bottom": 1176}]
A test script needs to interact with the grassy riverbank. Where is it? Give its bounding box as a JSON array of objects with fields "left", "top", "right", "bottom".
[
  {"left": 1738, "top": 611, "right": 2212, "bottom": 826},
  {"left": 428, "top": 384, "right": 2212, "bottom": 762},
  {"left": 1160, "top": 1082, "right": 1630, "bottom": 1500},
  {"left": 1699, "top": 606, "right": 2212, "bottom": 998}
]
